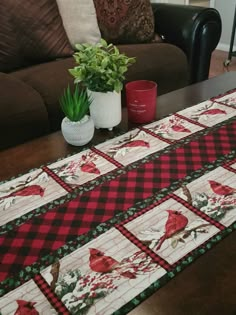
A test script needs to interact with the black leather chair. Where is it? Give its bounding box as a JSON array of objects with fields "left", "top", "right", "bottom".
[{"left": 152, "top": 3, "right": 222, "bottom": 84}]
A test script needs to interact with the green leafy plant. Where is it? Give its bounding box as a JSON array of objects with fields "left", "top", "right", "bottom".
[
  {"left": 59, "top": 85, "right": 92, "bottom": 122},
  {"left": 69, "top": 38, "right": 136, "bottom": 93}
]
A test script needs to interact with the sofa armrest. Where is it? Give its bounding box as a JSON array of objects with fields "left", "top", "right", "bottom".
[
  {"left": 0, "top": 72, "right": 50, "bottom": 150},
  {"left": 152, "top": 3, "right": 222, "bottom": 84}
]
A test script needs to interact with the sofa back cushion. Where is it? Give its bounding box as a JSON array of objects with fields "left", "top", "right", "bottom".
[
  {"left": 57, "top": 0, "right": 101, "bottom": 48},
  {"left": 0, "top": 0, "right": 73, "bottom": 73},
  {"left": 0, "top": 2, "right": 23, "bottom": 72},
  {"left": 93, "top": 0, "right": 155, "bottom": 44}
]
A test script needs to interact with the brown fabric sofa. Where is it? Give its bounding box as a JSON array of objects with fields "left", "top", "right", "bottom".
[{"left": 0, "top": 3, "right": 221, "bottom": 150}]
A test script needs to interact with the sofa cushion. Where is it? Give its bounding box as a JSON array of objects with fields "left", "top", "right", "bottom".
[
  {"left": 93, "top": 0, "right": 155, "bottom": 44},
  {"left": 12, "top": 44, "right": 189, "bottom": 133},
  {"left": 57, "top": 0, "right": 101, "bottom": 48},
  {"left": 117, "top": 43, "right": 189, "bottom": 96},
  {"left": 12, "top": 58, "right": 76, "bottom": 132},
  {"left": 0, "top": 2, "right": 23, "bottom": 72},
  {"left": 0, "top": 73, "right": 50, "bottom": 150},
  {"left": 0, "top": 0, "right": 73, "bottom": 73},
  {"left": 15, "top": 0, "right": 74, "bottom": 62}
]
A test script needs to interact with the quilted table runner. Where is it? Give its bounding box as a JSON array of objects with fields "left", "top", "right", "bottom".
[{"left": 0, "top": 89, "right": 236, "bottom": 314}]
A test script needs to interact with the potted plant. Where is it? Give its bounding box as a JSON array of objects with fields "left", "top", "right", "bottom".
[
  {"left": 60, "top": 84, "right": 94, "bottom": 146},
  {"left": 69, "top": 39, "right": 136, "bottom": 130}
]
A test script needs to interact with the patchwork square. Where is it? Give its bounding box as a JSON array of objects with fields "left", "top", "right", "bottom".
[
  {"left": 49, "top": 150, "right": 116, "bottom": 187},
  {"left": 0, "top": 169, "right": 67, "bottom": 226},
  {"left": 124, "top": 198, "right": 219, "bottom": 264},
  {"left": 41, "top": 228, "right": 165, "bottom": 314},
  {"left": 96, "top": 129, "right": 168, "bottom": 166},
  {"left": 0, "top": 280, "right": 57, "bottom": 314},
  {"left": 178, "top": 100, "right": 235, "bottom": 127},
  {"left": 144, "top": 114, "right": 203, "bottom": 140},
  {"left": 175, "top": 167, "right": 236, "bottom": 227}
]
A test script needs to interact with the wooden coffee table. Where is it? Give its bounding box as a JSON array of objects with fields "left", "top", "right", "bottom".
[
  {"left": 1, "top": 71, "right": 236, "bottom": 315},
  {"left": 1, "top": 71, "right": 236, "bottom": 183}
]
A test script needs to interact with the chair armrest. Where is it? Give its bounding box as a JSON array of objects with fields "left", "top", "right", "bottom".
[{"left": 152, "top": 3, "right": 222, "bottom": 84}]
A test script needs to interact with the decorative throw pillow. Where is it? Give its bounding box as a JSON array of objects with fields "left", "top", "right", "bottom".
[
  {"left": 0, "top": 2, "right": 23, "bottom": 72},
  {"left": 93, "top": 0, "right": 155, "bottom": 44},
  {"left": 56, "top": 0, "right": 101, "bottom": 48},
  {"left": 0, "top": 0, "right": 73, "bottom": 71}
]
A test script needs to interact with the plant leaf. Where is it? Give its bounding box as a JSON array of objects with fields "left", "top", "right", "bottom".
[
  {"left": 69, "top": 38, "right": 136, "bottom": 93},
  {"left": 59, "top": 85, "right": 91, "bottom": 121}
]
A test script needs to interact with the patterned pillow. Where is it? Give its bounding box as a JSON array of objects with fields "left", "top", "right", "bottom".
[
  {"left": 93, "top": 0, "right": 155, "bottom": 44},
  {"left": 0, "top": 1, "right": 23, "bottom": 72},
  {"left": 0, "top": 0, "right": 73, "bottom": 72}
]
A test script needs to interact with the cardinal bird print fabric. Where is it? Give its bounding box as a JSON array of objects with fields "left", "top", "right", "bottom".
[
  {"left": 96, "top": 129, "right": 168, "bottom": 166},
  {"left": 40, "top": 228, "right": 165, "bottom": 314},
  {"left": 0, "top": 89, "right": 236, "bottom": 314},
  {"left": 146, "top": 115, "right": 203, "bottom": 141},
  {"left": 0, "top": 169, "right": 68, "bottom": 226},
  {"left": 0, "top": 280, "right": 58, "bottom": 314},
  {"left": 179, "top": 98, "right": 235, "bottom": 127},
  {"left": 175, "top": 166, "right": 236, "bottom": 227},
  {"left": 48, "top": 150, "right": 116, "bottom": 187}
]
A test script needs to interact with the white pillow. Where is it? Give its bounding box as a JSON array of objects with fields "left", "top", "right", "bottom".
[{"left": 56, "top": 0, "right": 101, "bottom": 48}]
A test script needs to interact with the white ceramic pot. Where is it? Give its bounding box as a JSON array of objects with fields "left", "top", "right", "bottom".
[
  {"left": 88, "top": 90, "right": 121, "bottom": 130},
  {"left": 61, "top": 115, "right": 94, "bottom": 146}
]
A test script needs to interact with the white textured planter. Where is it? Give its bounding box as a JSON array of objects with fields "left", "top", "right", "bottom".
[
  {"left": 88, "top": 90, "right": 121, "bottom": 130},
  {"left": 61, "top": 115, "right": 94, "bottom": 146}
]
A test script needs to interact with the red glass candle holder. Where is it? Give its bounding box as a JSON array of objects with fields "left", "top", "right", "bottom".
[{"left": 125, "top": 80, "right": 157, "bottom": 124}]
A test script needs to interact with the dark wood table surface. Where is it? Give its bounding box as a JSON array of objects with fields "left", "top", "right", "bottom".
[{"left": 1, "top": 71, "right": 236, "bottom": 315}]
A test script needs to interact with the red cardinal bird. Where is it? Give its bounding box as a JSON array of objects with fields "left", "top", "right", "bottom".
[
  {"left": 14, "top": 300, "right": 39, "bottom": 315},
  {"left": 89, "top": 248, "right": 136, "bottom": 278},
  {"left": 155, "top": 210, "right": 188, "bottom": 251},
  {"left": 110, "top": 139, "right": 150, "bottom": 156},
  {"left": 0, "top": 185, "right": 45, "bottom": 201},
  {"left": 116, "top": 139, "right": 150, "bottom": 149},
  {"left": 199, "top": 108, "right": 226, "bottom": 116},
  {"left": 120, "top": 140, "right": 150, "bottom": 148},
  {"left": 80, "top": 161, "right": 100, "bottom": 174},
  {"left": 171, "top": 124, "right": 191, "bottom": 133},
  {"left": 208, "top": 180, "right": 236, "bottom": 196}
]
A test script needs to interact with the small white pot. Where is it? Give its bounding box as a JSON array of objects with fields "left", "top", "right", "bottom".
[
  {"left": 88, "top": 90, "right": 121, "bottom": 130},
  {"left": 61, "top": 115, "right": 94, "bottom": 146}
]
